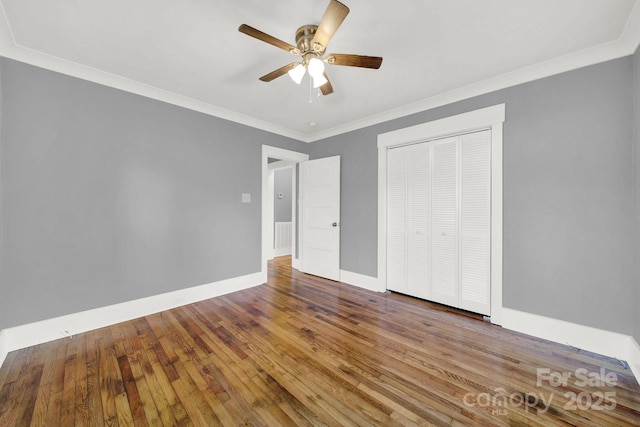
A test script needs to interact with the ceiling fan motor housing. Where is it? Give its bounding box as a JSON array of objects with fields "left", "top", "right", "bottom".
[{"left": 295, "top": 25, "right": 324, "bottom": 57}]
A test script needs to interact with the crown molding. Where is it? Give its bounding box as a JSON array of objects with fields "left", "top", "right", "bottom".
[
  {"left": 1, "top": 1, "right": 638, "bottom": 144},
  {"left": 0, "top": 3, "right": 309, "bottom": 142},
  {"left": 0, "top": 47, "right": 310, "bottom": 142}
]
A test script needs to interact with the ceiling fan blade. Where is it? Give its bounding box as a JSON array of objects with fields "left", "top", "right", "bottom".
[
  {"left": 239, "top": 24, "right": 300, "bottom": 55},
  {"left": 319, "top": 72, "right": 334, "bottom": 95},
  {"left": 311, "top": 0, "right": 350, "bottom": 52},
  {"left": 327, "top": 54, "right": 383, "bottom": 69},
  {"left": 259, "top": 63, "right": 299, "bottom": 82}
]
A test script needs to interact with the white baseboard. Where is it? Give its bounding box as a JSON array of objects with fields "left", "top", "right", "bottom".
[
  {"left": 292, "top": 257, "right": 300, "bottom": 270},
  {"left": 339, "top": 270, "right": 384, "bottom": 293},
  {"left": 502, "top": 308, "right": 640, "bottom": 384},
  {"left": 0, "top": 272, "right": 264, "bottom": 369}
]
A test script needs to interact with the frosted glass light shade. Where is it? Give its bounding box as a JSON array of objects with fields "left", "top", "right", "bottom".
[
  {"left": 307, "top": 57, "right": 325, "bottom": 78},
  {"left": 288, "top": 63, "right": 306, "bottom": 84},
  {"left": 312, "top": 73, "right": 328, "bottom": 88}
]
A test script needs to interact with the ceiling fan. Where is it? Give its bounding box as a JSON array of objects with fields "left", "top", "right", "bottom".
[{"left": 238, "top": 0, "right": 383, "bottom": 95}]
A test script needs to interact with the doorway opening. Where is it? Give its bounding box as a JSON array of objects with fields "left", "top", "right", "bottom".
[
  {"left": 267, "top": 160, "right": 295, "bottom": 260},
  {"left": 261, "top": 146, "right": 309, "bottom": 283}
]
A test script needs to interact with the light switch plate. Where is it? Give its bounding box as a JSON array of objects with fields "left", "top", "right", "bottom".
[{"left": 242, "top": 193, "right": 251, "bottom": 203}]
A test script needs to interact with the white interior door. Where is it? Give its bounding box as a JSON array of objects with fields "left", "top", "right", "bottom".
[{"left": 300, "top": 156, "right": 341, "bottom": 281}]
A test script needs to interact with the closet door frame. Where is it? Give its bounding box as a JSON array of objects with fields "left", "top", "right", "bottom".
[{"left": 377, "top": 104, "right": 505, "bottom": 325}]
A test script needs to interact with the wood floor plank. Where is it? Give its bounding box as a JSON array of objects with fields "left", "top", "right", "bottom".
[
  {"left": 117, "top": 355, "right": 148, "bottom": 427},
  {"left": 28, "top": 381, "right": 52, "bottom": 427},
  {"left": 96, "top": 333, "right": 119, "bottom": 425},
  {"left": 115, "top": 321, "right": 163, "bottom": 427},
  {"left": 72, "top": 332, "right": 91, "bottom": 427},
  {"left": 1, "top": 255, "right": 639, "bottom": 426},
  {"left": 42, "top": 340, "right": 70, "bottom": 426},
  {"left": 59, "top": 351, "right": 77, "bottom": 426},
  {"left": 124, "top": 353, "right": 163, "bottom": 427},
  {"left": 131, "top": 318, "right": 183, "bottom": 426},
  {"left": 0, "top": 350, "right": 19, "bottom": 391},
  {"left": 83, "top": 330, "right": 106, "bottom": 427}
]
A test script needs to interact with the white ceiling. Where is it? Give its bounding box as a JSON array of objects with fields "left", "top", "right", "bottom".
[{"left": 0, "top": 0, "right": 639, "bottom": 142}]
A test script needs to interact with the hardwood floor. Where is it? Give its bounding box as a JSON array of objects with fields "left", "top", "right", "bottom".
[{"left": 1, "top": 256, "right": 639, "bottom": 426}]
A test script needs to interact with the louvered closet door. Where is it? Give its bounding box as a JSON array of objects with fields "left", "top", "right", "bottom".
[
  {"left": 387, "top": 143, "right": 431, "bottom": 297},
  {"left": 386, "top": 130, "right": 491, "bottom": 316},
  {"left": 407, "top": 143, "right": 431, "bottom": 299},
  {"left": 459, "top": 130, "right": 491, "bottom": 315},
  {"left": 386, "top": 147, "right": 408, "bottom": 294},
  {"left": 431, "top": 137, "right": 459, "bottom": 308}
]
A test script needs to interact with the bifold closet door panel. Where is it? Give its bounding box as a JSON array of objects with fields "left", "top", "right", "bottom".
[
  {"left": 459, "top": 130, "right": 491, "bottom": 315},
  {"left": 386, "top": 147, "right": 408, "bottom": 294},
  {"left": 431, "top": 137, "right": 459, "bottom": 308},
  {"left": 407, "top": 143, "right": 431, "bottom": 299}
]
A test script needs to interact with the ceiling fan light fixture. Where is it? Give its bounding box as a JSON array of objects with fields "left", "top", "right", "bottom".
[
  {"left": 307, "top": 57, "right": 325, "bottom": 78},
  {"left": 312, "top": 73, "right": 328, "bottom": 89},
  {"left": 239, "top": 0, "right": 382, "bottom": 96},
  {"left": 288, "top": 63, "right": 306, "bottom": 84}
]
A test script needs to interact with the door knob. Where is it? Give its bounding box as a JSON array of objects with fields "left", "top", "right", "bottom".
[{"left": 332, "top": 222, "right": 339, "bottom": 227}]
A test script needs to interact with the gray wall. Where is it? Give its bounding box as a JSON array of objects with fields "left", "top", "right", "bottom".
[
  {"left": 0, "top": 58, "right": 307, "bottom": 328},
  {"left": 634, "top": 45, "right": 640, "bottom": 344},
  {"left": 1, "top": 51, "right": 637, "bottom": 340},
  {"left": 274, "top": 168, "right": 292, "bottom": 223},
  {"left": 310, "top": 56, "right": 635, "bottom": 336}
]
